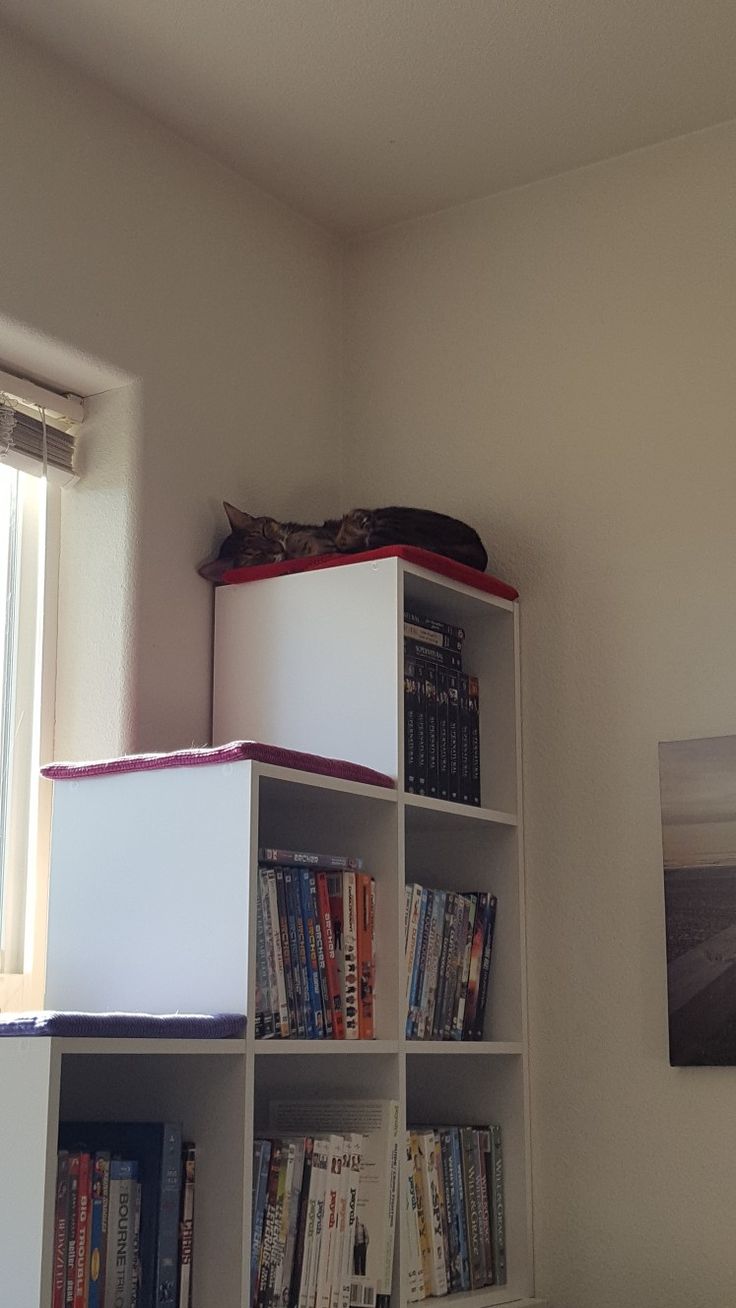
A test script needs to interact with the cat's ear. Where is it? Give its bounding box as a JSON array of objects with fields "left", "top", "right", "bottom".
[{"left": 223, "top": 501, "right": 255, "bottom": 531}]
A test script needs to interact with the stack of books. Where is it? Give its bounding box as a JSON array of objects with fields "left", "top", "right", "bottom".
[
  {"left": 253, "top": 1100, "right": 400, "bottom": 1308},
  {"left": 404, "top": 1125, "right": 505, "bottom": 1299},
  {"left": 51, "top": 1123, "right": 196, "bottom": 1308},
  {"left": 404, "top": 610, "right": 481, "bottom": 805},
  {"left": 256, "top": 850, "right": 376, "bottom": 1041},
  {"left": 405, "top": 886, "right": 497, "bottom": 1040}
]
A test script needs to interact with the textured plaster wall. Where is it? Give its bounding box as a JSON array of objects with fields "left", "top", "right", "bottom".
[
  {"left": 343, "top": 122, "right": 736, "bottom": 1308},
  {"left": 0, "top": 23, "right": 343, "bottom": 753}
]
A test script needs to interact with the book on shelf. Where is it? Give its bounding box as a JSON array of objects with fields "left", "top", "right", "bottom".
[
  {"left": 301, "top": 872, "right": 326, "bottom": 1040},
  {"left": 446, "top": 672, "right": 459, "bottom": 804},
  {"left": 316, "top": 872, "right": 344, "bottom": 1039},
  {"left": 422, "top": 665, "right": 439, "bottom": 799},
  {"left": 54, "top": 1123, "right": 194, "bottom": 1308},
  {"left": 309, "top": 872, "right": 334, "bottom": 1040},
  {"left": 428, "top": 1134, "right": 450, "bottom": 1298},
  {"left": 458, "top": 676, "right": 471, "bottom": 806},
  {"left": 404, "top": 1126, "right": 506, "bottom": 1297},
  {"left": 52, "top": 1152, "right": 70, "bottom": 1308},
  {"left": 328, "top": 873, "right": 347, "bottom": 1035},
  {"left": 402, "top": 617, "right": 465, "bottom": 648},
  {"left": 404, "top": 886, "right": 497, "bottom": 1041},
  {"left": 356, "top": 873, "right": 375, "bottom": 1040},
  {"left": 178, "top": 1144, "right": 196, "bottom": 1308},
  {"left": 284, "top": 1140, "right": 307, "bottom": 1308},
  {"left": 404, "top": 1135, "right": 423, "bottom": 1303},
  {"left": 409, "top": 1133, "right": 432, "bottom": 1297},
  {"left": 256, "top": 1138, "right": 282, "bottom": 1308},
  {"left": 436, "top": 677, "right": 450, "bottom": 801},
  {"left": 72, "top": 1151, "right": 92, "bottom": 1308},
  {"left": 403, "top": 620, "right": 465, "bottom": 652},
  {"left": 339, "top": 873, "right": 360, "bottom": 1035},
  {"left": 403, "top": 609, "right": 480, "bottom": 806},
  {"left": 104, "top": 1159, "right": 137, "bottom": 1308},
  {"left": 403, "top": 640, "right": 462, "bottom": 672},
  {"left": 407, "top": 887, "right": 429, "bottom": 1039},
  {"left": 65, "top": 1152, "right": 80, "bottom": 1308},
  {"left": 486, "top": 1124, "right": 506, "bottom": 1286},
  {"left": 276, "top": 868, "right": 299, "bottom": 1038},
  {"left": 293, "top": 875, "right": 316, "bottom": 1040},
  {"left": 130, "top": 1174, "right": 143, "bottom": 1308},
  {"left": 256, "top": 856, "right": 375, "bottom": 1041},
  {"left": 262, "top": 868, "right": 290, "bottom": 1038},
  {"left": 88, "top": 1153, "right": 110, "bottom": 1308},
  {"left": 260, "top": 849, "right": 364, "bottom": 871},
  {"left": 267, "top": 1100, "right": 401, "bottom": 1308},
  {"left": 256, "top": 875, "right": 278, "bottom": 1040},
  {"left": 467, "top": 677, "right": 481, "bottom": 807},
  {"left": 404, "top": 658, "right": 420, "bottom": 795},
  {"left": 252, "top": 1140, "right": 273, "bottom": 1308},
  {"left": 285, "top": 867, "right": 310, "bottom": 1038}
]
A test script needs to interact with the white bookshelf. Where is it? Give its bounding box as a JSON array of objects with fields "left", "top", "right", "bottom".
[
  {"left": 0, "top": 556, "right": 542, "bottom": 1308},
  {"left": 214, "top": 556, "right": 536, "bottom": 1307}
]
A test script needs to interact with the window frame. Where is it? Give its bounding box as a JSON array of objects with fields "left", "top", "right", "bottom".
[{"left": 0, "top": 465, "right": 60, "bottom": 1010}]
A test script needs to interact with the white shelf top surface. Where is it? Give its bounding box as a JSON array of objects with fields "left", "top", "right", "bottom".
[
  {"left": 403, "top": 793, "right": 517, "bottom": 826},
  {"left": 403, "top": 1041, "right": 523, "bottom": 1056},
  {"left": 254, "top": 1039, "right": 399, "bottom": 1055}
]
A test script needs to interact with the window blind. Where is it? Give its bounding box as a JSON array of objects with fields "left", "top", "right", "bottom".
[{"left": 1, "top": 406, "right": 76, "bottom": 476}]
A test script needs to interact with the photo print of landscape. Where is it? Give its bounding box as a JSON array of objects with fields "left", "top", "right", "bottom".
[{"left": 660, "top": 734, "right": 736, "bottom": 1065}]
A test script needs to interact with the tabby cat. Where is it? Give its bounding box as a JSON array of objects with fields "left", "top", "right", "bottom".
[{"left": 198, "top": 502, "right": 488, "bottom": 580}]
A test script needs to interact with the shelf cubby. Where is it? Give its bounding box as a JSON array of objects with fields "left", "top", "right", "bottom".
[
  {"left": 402, "top": 564, "right": 519, "bottom": 816},
  {"left": 406, "top": 1053, "right": 532, "bottom": 1308},
  {"left": 404, "top": 817, "right": 522, "bottom": 1046},
  {"left": 0, "top": 1036, "right": 248, "bottom": 1308},
  {"left": 213, "top": 554, "right": 519, "bottom": 815},
  {"left": 252, "top": 1048, "right": 402, "bottom": 1132}
]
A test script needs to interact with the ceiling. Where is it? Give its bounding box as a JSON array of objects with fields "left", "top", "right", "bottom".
[{"left": 4, "top": 0, "right": 736, "bottom": 234}]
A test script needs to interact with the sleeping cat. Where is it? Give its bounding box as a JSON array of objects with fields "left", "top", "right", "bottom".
[
  {"left": 336, "top": 507, "right": 487, "bottom": 568},
  {"left": 198, "top": 502, "right": 488, "bottom": 580}
]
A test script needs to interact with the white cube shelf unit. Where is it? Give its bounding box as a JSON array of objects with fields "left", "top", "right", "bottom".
[
  {"left": 212, "top": 557, "right": 538, "bottom": 1307},
  {"left": 1, "top": 557, "right": 542, "bottom": 1308},
  {"left": 214, "top": 555, "right": 518, "bottom": 818}
]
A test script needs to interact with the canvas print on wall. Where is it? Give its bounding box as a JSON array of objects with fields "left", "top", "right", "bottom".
[{"left": 659, "top": 735, "right": 736, "bottom": 1065}]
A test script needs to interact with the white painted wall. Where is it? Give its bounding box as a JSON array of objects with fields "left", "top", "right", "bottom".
[
  {"left": 53, "top": 384, "right": 142, "bottom": 759},
  {"left": 5, "top": 18, "right": 736, "bottom": 1302},
  {"left": 0, "top": 23, "right": 343, "bottom": 753},
  {"left": 344, "top": 123, "right": 736, "bottom": 1308}
]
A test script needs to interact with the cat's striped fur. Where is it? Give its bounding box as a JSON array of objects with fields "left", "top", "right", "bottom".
[{"left": 198, "top": 502, "right": 487, "bottom": 580}]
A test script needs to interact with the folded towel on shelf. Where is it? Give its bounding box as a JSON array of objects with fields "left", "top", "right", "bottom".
[{"left": 0, "top": 1010, "right": 246, "bottom": 1039}]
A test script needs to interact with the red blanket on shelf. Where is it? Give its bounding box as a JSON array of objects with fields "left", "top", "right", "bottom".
[
  {"left": 41, "top": 739, "right": 395, "bottom": 788},
  {"left": 217, "top": 544, "right": 519, "bottom": 603}
]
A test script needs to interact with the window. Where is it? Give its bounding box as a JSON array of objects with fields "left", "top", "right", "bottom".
[
  {"left": 0, "top": 381, "right": 76, "bottom": 1008},
  {"left": 0, "top": 465, "right": 51, "bottom": 978}
]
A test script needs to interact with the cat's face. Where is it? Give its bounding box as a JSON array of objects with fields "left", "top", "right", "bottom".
[{"left": 197, "top": 503, "right": 286, "bottom": 580}]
